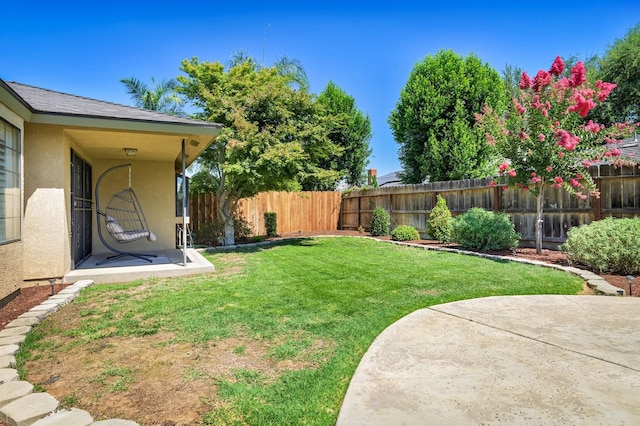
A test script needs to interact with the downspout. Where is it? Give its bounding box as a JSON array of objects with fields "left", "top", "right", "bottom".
[{"left": 182, "top": 138, "right": 188, "bottom": 266}]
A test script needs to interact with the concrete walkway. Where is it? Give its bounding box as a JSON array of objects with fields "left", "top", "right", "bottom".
[{"left": 337, "top": 295, "right": 640, "bottom": 425}]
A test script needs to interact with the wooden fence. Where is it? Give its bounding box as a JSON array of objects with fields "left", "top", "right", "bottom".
[
  {"left": 189, "top": 191, "right": 342, "bottom": 236},
  {"left": 341, "top": 164, "right": 640, "bottom": 248}
]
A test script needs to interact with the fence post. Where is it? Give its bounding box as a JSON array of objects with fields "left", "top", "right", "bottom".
[
  {"left": 593, "top": 178, "right": 602, "bottom": 221},
  {"left": 493, "top": 186, "right": 500, "bottom": 212}
]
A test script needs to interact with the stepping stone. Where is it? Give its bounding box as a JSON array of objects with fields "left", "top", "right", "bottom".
[
  {"left": 0, "top": 327, "right": 32, "bottom": 338},
  {"left": 56, "top": 288, "right": 80, "bottom": 296},
  {"left": 0, "top": 369, "right": 18, "bottom": 384},
  {"left": 0, "top": 346, "right": 19, "bottom": 358},
  {"left": 90, "top": 420, "right": 139, "bottom": 426},
  {"left": 0, "top": 381, "right": 33, "bottom": 407},
  {"left": 73, "top": 280, "right": 94, "bottom": 288},
  {"left": 18, "top": 311, "right": 49, "bottom": 320},
  {"left": 5, "top": 317, "right": 40, "bottom": 328},
  {"left": 0, "top": 335, "right": 26, "bottom": 346},
  {"left": 28, "top": 305, "right": 58, "bottom": 315},
  {"left": 0, "top": 392, "right": 59, "bottom": 426},
  {"left": 46, "top": 295, "right": 75, "bottom": 304},
  {"left": 31, "top": 408, "right": 94, "bottom": 426},
  {"left": 0, "top": 356, "right": 15, "bottom": 369}
]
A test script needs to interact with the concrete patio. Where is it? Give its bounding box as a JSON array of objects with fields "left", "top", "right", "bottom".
[{"left": 63, "top": 248, "right": 215, "bottom": 284}]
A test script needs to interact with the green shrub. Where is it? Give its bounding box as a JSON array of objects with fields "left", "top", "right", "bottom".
[
  {"left": 194, "top": 215, "right": 252, "bottom": 245},
  {"left": 451, "top": 208, "right": 519, "bottom": 251},
  {"left": 427, "top": 195, "right": 452, "bottom": 243},
  {"left": 391, "top": 225, "right": 420, "bottom": 241},
  {"left": 264, "top": 212, "right": 277, "bottom": 237},
  {"left": 370, "top": 207, "right": 391, "bottom": 236},
  {"left": 560, "top": 217, "right": 640, "bottom": 274}
]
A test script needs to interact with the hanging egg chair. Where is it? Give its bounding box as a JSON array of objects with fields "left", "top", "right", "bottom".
[{"left": 95, "top": 163, "right": 157, "bottom": 265}]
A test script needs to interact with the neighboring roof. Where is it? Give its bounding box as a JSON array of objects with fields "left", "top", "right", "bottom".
[
  {"left": 0, "top": 79, "right": 222, "bottom": 134},
  {"left": 378, "top": 171, "right": 403, "bottom": 187},
  {"left": 613, "top": 133, "right": 640, "bottom": 161}
]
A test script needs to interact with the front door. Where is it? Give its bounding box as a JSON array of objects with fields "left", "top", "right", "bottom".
[{"left": 71, "top": 151, "right": 92, "bottom": 266}]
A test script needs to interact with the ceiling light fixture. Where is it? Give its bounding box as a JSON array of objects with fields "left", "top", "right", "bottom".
[{"left": 124, "top": 148, "right": 137, "bottom": 156}]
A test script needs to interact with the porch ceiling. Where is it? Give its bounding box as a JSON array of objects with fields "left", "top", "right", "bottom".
[{"left": 65, "top": 128, "right": 213, "bottom": 168}]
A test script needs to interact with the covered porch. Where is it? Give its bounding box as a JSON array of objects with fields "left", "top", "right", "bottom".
[{"left": 64, "top": 247, "right": 215, "bottom": 284}]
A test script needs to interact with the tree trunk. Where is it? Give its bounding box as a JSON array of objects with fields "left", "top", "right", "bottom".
[
  {"left": 216, "top": 193, "right": 236, "bottom": 246},
  {"left": 535, "top": 185, "right": 544, "bottom": 255}
]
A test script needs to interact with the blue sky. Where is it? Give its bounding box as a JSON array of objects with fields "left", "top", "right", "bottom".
[{"left": 3, "top": 1, "right": 639, "bottom": 176}]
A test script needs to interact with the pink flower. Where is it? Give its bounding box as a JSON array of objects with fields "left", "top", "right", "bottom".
[
  {"left": 555, "top": 77, "right": 571, "bottom": 90},
  {"left": 490, "top": 181, "right": 496, "bottom": 187},
  {"left": 519, "top": 129, "right": 528, "bottom": 140},
  {"left": 546, "top": 166, "right": 553, "bottom": 172},
  {"left": 575, "top": 173, "right": 583, "bottom": 179},
  {"left": 568, "top": 93, "right": 596, "bottom": 117},
  {"left": 582, "top": 160, "right": 591, "bottom": 167},
  {"left": 604, "top": 148, "right": 622, "bottom": 157},
  {"left": 532, "top": 176, "right": 542, "bottom": 183},
  {"left": 556, "top": 129, "right": 580, "bottom": 151},
  {"left": 549, "top": 56, "right": 565, "bottom": 76},
  {"left": 584, "top": 120, "right": 603, "bottom": 133},
  {"left": 595, "top": 80, "right": 616, "bottom": 101},
  {"left": 531, "top": 172, "right": 537, "bottom": 177},
  {"left": 502, "top": 186, "right": 508, "bottom": 191},
  {"left": 569, "top": 61, "right": 587, "bottom": 87},
  {"left": 508, "top": 169, "right": 517, "bottom": 177},
  {"left": 578, "top": 194, "right": 588, "bottom": 200},
  {"left": 498, "top": 162, "right": 510, "bottom": 173},
  {"left": 538, "top": 133, "right": 546, "bottom": 142},
  {"left": 532, "top": 70, "right": 552, "bottom": 92},
  {"left": 570, "top": 179, "right": 580, "bottom": 187},
  {"left": 519, "top": 71, "right": 532, "bottom": 89},
  {"left": 516, "top": 103, "right": 526, "bottom": 115},
  {"left": 522, "top": 187, "right": 529, "bottom": 191},
  {"left": 553, "top": 177, "right": 563, "bottom": 184},
  {"left": 558, "top": 152, "right": 564, "bottom": 158}
]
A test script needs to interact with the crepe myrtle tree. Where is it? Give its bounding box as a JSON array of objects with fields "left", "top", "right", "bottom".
[{"left": 476, "top": 56, "right": 637, "bottom": 254}]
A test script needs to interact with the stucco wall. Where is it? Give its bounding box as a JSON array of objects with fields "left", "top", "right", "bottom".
[
  {"left": 22, "top": 124, "right": 71, "bottom": 280},
  {"left": 93, "top": 159, "right": 176, "bottom": 255},
  {"left": 0, "top": 102, "right": 24, "bottom": 299}
]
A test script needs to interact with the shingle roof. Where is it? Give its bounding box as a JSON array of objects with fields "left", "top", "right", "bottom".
[
  {"left": 613, "top": 133, "right": 640, "bottom": 161},
  {"left": 5, "top": 81, "right": 220, "bottom": 129}
]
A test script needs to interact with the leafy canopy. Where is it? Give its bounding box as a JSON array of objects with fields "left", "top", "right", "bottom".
[
  {"left": 593, "top": 22, "right": 640, "bottom": 125},
  {"left": 316, "top": 81, "right": 372, "bottom": 188},
  {"left": 389, "top": 49, "right": 508, "bottom": 183},
  {"left": 179, "top": 58, "right": 345, "bottom": 197}
]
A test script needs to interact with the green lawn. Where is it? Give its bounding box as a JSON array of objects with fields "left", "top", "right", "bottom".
[{"left": 18, "top": 237, "right": 584, "bottom": 425}]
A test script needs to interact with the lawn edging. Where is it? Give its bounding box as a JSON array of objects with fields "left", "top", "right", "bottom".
[{"left": 203, "top": 235, "right": 625, "bottom": 296}]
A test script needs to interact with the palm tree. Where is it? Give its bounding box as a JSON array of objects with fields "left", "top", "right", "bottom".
[
  {"left": 274, "top": 55, "right": 309, "bottom": 91},
  {"left": 120, "top": 77, "right": 185, "bottom": 116},
  {"left": 226, "top": 51, "right": 309, "bottom": 91}
]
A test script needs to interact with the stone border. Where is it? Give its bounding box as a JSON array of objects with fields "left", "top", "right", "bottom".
[{"left": 0, "top": 279, "right": 140, "bottom": 426}]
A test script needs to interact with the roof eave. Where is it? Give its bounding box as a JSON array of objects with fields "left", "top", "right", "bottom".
[
  {"left": 29, "top": 111, "right": 222, "bottom": 136},
  {"left": 0, "top": 80, "right": 35, "bottom": 121}
]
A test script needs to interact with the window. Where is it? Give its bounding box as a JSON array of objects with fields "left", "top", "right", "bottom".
[
  {"left": 175, "top": 173, "right": 189, "bottom": 217},
  {"left": 0, "top": 118, "right": 20, "bottom": 244}
]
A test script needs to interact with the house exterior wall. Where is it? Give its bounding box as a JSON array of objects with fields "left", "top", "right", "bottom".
[
  {"left": 0, "top": 102, "right": 24, "bottom": 299},
  {"left": 22, "top": 124, "right": 71, "bottom": 280},
  {"left": 92, "top": 159, "right": 176, "bottom": 255}
]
